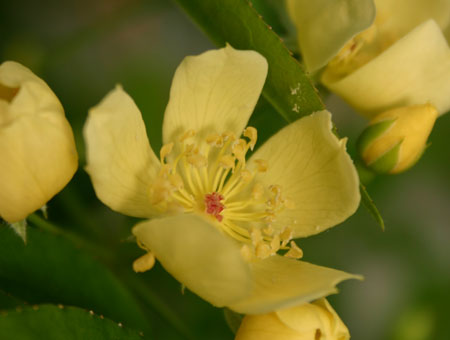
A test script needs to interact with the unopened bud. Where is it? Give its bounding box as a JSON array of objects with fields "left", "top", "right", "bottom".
[{"left": 357, "top": 104, "right": 438, "bottom": 174}]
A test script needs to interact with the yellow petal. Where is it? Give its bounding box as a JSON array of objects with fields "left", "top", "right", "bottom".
[
  {"left": 248, "top": 111, "right": 360, "bottom": 238},
  {"left": 323, "top": 20, "right": 450, "bottom": 117},
  {"left": 235, "top": 312, "right": 301, "bottom": 340},
  {"left": 0, "top": 61, "right": 78, "bottom": 223},
  {"left": 84, "top": 85, "right": 160, "bottom": 218},
  {"left": 236, "top": 298, "right": 350, "bottom": 340},
  {"left": 228, "top": 255, "right": 361, "bottom": 314},
  {"left": 162, "top": 45, "right": 268, "bottom": 144},
  {"left": 286, "top": 0, "right": 376, "bottom": 72},
  {"left": 276, "top": 299, "right": 350, "bottom": 339},
  {"left": 132, "top": 214, "right": 252, "bottom": 307},
  {"left": 374, "top": 0, "right": 450, "bottom": 39}
]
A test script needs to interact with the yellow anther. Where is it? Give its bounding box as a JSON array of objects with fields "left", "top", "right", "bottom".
[
  {"left": 132, "top": 252, "right": 155, "bottom": 273},
  {"left": 243, "top": 127, "right": 257, "bottom": 151},
  {"left": 232, "top": 139, "right": 247, "bottom": 162},
  {"left": 222, "top": 131, "right": 236, "bottom": 142},
  {"left": 269, "top": 185, "right": 281, "bottom": 198},
  {"left": 263, "top": 212, "right": 276, "bottom": 223},
  {"left": 255, "top": 243, "right": 272, "bottom": 259},
  {"left": 285, "top": 241, "right": 303, "bottom": 259},
  {"left": 169, "top": 173, "right": 183, "bottom": 190},
  {"left": 150, "top": 180, "right": 172, "bottom": 205},
  {"left": 160, "top": 143, "right": 174, "bottom": 163},
  {"left": 252, "top": 183, "right": 264, "bottom": 200},
  {"left": 280, "top": 226, "right": 293, "bottom": 247},
  {"left": 187, "top": 153, "right": 207, "bottom": 168},
  {"left": 240, "top": 169, "right": 252, "bottom": 182},
  {"left": 250, "top": 227, "right": 263, "bottom": 247},
  {"left": 179, "top": 129, "right": 196, "bottom": 142},
  {"left": 240, "top": 244, "right": 254, "bottom": 262},
  {"left": 263, "top": 225, "right": 274, "bottom": 236},
  {"left": 219, "top": 155, "right": 236, "bottom": 169},
  {"left": 158, "top": 163, "right": 171, "bottom": 176},
  {"left": 254, "top": 159, "right": 268, "bottom": 172},
  {"left": 206, "top": 133, "right": 224, "bottom": 147},
  {"left": 270, "top": 234, "right": 280, "bottom": 252}
]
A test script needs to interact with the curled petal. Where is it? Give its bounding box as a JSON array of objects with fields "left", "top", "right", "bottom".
[{"left": 84, "top": 86, "right": 160, "bottom": 218}]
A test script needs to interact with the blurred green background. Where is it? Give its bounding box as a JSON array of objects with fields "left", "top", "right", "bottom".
[{"left": 1, "top": 0, "right": 449, "bottom": 339}]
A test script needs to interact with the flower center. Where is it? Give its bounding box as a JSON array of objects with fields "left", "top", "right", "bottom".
[
  {"left": 149, "top": 127, "right": 301, "bottom": 260},
  {"left": 204, "top": 192, "right": 225, "bottom": 222}
]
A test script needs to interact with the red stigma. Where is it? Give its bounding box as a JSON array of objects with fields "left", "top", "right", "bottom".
[{"left": 205, "top": 192, "right": 225, "bottom": 222}]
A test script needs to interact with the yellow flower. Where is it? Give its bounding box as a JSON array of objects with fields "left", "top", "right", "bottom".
[
  {"left": 0, "top": 61, "right": 78, "bottom": 223},
  {"left": 288, "top": 0, "right": 450, "bottom": 117},
  {"left": 235, "top": 298, "right": 349, "bottom": 340},
  {"left": 84, "top": 45, "right": 361, "bottom": 314},
  {"left": 357, "top": 104, "right": 438, "bottom": 174}
]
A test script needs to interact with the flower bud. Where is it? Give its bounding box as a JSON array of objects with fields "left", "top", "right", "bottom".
[
  {"left": 0, "top": 61, "right": 78, "bottom": 223},
  {"left": 235, "top": 298, "right": 349, "bottom": 340},
  {"left": 357, "top": 104, "right": 438, "bottom": 174}
]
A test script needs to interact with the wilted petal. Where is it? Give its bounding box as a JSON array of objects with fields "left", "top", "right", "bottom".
[
  {"left": 248, "top": 111, "right": 360, "bottom": 238},
  {"left": 162, "top": 45, "right": 267, "bottom": 144},
  {"left": 84, "top": 86, "right": 161, "bottom": 218},
  {"left": 132, "top": 214, "right": 252, "bottom": 307}
]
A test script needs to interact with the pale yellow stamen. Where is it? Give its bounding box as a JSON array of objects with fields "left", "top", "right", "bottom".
[
  {"left": 133, "top": 252, "right": 155, "bottom": 273},
  {"left": 254, "top": 159, "right": 268, "bottom": 172},
  {"left": 285, "top": 241, "right": 303, "bottom": 259},
  {"left": 243, "top": 126, "right": 257, "bottom": 151},
  {"left": 160, "top": 143, "right": 174, "bottom": 164},
  {"left": 179, "top": 129, "right": 196, "bottom": 142},
  {"left": 147, "top": 126, "right": 301, "bottom": 262},
  {"left": 206, "top": 133, "right": 224, "bottom": 147}
]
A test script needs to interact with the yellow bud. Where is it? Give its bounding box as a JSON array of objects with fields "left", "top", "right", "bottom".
[
  {"left": 235, "top": 298, "right": 349, "bottom": 340},
  {"left": 357, "top": 104, "right": 438, "bottom": 174},
  {"left": 0, "top": 61, "right": 78, "bottom": 223}
]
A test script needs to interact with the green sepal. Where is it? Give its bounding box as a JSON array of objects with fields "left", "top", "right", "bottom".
[
  {"left": 9, "top": 220, "right": 27, "bottom": 244},
  {"left": 357, "top": 118, "right": 396, "bottom": 156},
  {"left": 223, "top": 308, "right": 244, "bottom": 334},
  {"left": 368, "top": 140, "right": 403, "bottom": 174}
]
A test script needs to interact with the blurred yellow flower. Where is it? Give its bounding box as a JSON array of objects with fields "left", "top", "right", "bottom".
[
  {"left": 288, "top": 0, "right": 450, "bottom": 173},
  {"left": 235, "top": 298, "right": 349, "bottom": 340},
  {"left": 357, "top": 104, "right": 438, "bottom": 174},
  {"left": 0, "top": 61, "right": 78, "bottom": 223},
  {"left": 288, "top": 0, "right": 450, "bottom": 117},
  {"left": 84, "top": 45, "right": 361, "bottom": 314}
]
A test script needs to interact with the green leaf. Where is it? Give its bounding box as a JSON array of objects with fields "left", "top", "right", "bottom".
[
  {"left": 223, "top": 308, "right": 244, "bottom": 335},
  {"left": 0, "top": 304, "right": 143, "bottom": 340},
  {"left": 175, "top": 0, "right": 324, "bottom": 123},
  {"left": 360, "top": 184, "right": 385, "bottom": 231},
  {"left": 0, "top": 226, "right": 150, "bottom": 335}
]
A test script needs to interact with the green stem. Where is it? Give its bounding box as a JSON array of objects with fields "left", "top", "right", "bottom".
[{"left": 27, "top": 213, "right": 112, "bottom": 262}]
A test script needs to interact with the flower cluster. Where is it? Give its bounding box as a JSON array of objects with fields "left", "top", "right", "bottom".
[{"left": 288, "top": 0, "right": 450, "bottom": 173}]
